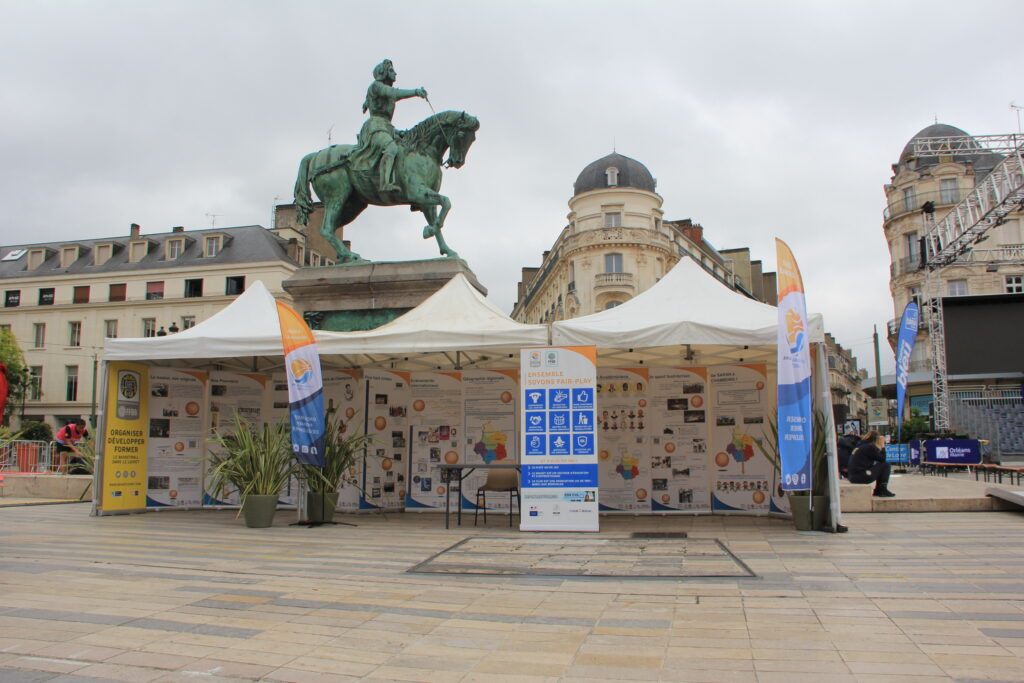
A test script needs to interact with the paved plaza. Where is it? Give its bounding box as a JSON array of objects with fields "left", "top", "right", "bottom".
[{"left": 1, "top": 500, "right": 1023, "bottom": 682}]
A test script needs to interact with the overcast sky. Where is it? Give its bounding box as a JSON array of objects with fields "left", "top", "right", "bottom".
[{"left": 3, "top": 0, "right": 1022, "bottom": 377}]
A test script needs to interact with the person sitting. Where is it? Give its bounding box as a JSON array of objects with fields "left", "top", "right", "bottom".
[
  {"left": 847, "top": 430, "right": 895, "bottom": 497},
  {"left": 836, "top": 429, "right": 860, "bottom": 479}
]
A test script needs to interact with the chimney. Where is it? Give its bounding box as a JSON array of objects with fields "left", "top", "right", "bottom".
[
  {"left": 172, "top": 226, "right": 184, "bottom": 233},
  {"left": 130, "top": 223, "right": 140, "bottom": 239},
  {"left": 682, "top": 224, "right": 703, "bottom": 245}
]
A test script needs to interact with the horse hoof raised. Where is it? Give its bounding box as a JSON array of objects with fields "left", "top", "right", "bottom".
[{"left": 422, "top": 225, "right": 437, "bottom": 239}]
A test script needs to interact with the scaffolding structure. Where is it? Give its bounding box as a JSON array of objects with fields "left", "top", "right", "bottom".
[{"left": 912, "top": 135, "right": 1024, "bottom": 430}]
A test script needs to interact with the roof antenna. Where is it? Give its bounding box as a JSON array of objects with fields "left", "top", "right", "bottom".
[
  {"left": 327, "top": 124, "right": 334, "bottom": 145},
  {"left": 1011, "top": 102, "right": 1023, "bottom": 134},
  {"left": 613, "top": 137, "right": 616, "bottom": 153},
  {"left": 205, "top": 212, "right": 222, "bottom": 228},
  {"left": 934, "top": 114, "right": 939, "bottom": 124}
]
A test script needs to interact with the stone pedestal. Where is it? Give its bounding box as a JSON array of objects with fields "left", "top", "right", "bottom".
[{"left": 283, "top": 258, "right": 486, "bottom": 331}]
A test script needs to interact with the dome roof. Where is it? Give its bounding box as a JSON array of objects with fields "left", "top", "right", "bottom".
[
  {"left": 573, "top": 152, "right": 657, "bottom": 196},
  {"left": 898, "top": 123, "right": 1003, "bottom": 176}
]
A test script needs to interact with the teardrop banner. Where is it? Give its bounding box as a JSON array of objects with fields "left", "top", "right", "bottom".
[
  {"left": 775, "top": 239, "right": 812, "bottom": 491},
  {"left": 276, "top": 301, "right": 325, "bottom": 467}
]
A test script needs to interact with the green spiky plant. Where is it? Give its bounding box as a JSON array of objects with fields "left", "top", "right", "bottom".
[
  {"left": 299, "top": 414, "right": 375, "bottom": 493},
  {"left": 755, "top": 409, "right": 831, "bottom": 497},
  {"left": 207, "top": 413, "right": 298, "bottom": 499}
]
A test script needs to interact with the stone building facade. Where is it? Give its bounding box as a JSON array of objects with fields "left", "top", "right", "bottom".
[{"left": 0, "top": 224, "right": 298, "bottom": 430}]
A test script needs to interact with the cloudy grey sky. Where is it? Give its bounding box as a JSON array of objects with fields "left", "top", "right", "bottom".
[{"left": 3, "top": 0, "right": 1022, "bottom": 377}]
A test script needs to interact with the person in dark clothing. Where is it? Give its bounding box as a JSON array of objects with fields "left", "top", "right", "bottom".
[
  {"left": 847, "top": 430, "right": 895, "bottom": 497},
  {"left": 836, "top": 430, "right": 860, "bottom": 478}
]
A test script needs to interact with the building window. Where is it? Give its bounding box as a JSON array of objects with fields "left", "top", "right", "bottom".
[
  {"left": 204, "top": 235, "right": 222, "bottom": 257},
  {"left": 605, "top": 252, "right": 624, "bottom": 273},
  {"left": 903, "top": 187, "right": 917, "bottom": 212},
  {"left": 165, "top": 239, "right": 184, "bottom": 260},
  {"left": 184, "top": 279, "right": 203, "bottom": 298},
  {"left": 60, "top": 246, "right": 78, "bottom": 268},
  {"left": 604, "top": 300, "right": 623, "bottom": 310},
  {"left": 606, "top": 167, "right": 619, "bottom": 186},
  {"left": 181, "top": 316, "right": 196, "bottom": 330},
  {"left": 947, "top": 279, "right": 968, "bottom": 297},
  {"left": 1007, "top": 275, "right": 1024, "bottom": 293},
  {"left": 4, "top": 290, "right": 20, "bottom": 307},
  {"left": 0, "top": 324, "right": 9, "bottom": 334},
  {"left": 27, "top": 249, "right": 47, "bottom": 270},
  {"left": 29, "top": 366, "right": 42, "bottom": 401},
  {"left": 910, "top": 286, "right": 922, "bottom": 308},
  {"left": 104, "top": 320, "right": 118, "bottom": 339},
  {"left": 68, "top": 321, "right": 82, "bottom": 347},
  {"left": 604, "top": 212, "right": 622, "bottom": 228},
  {"left": 94, "top": 243, "right": 112, "bottom": 265},
  {"left": 109, "top": 283, "right": 127, "bottom": 302},
  {"left": 145, "top": 281, "right": 164, "bottom": 300},
  {"left": 310, "top": 252, "right": 322, "bottom": 267},
  {"left": 33, "top": 323, "right": 45, "bottom": 348},
  {"left": 905, "top": 231, "right": 919, "bottom": 264},
  {"left": 129, "top": 241, "right": 148, "bottom": 262},
  {"left": 142, "top": 318, "right": 156, "bottom": 338},
  {"left": 940, "top": 178, "right": 959, "bottom": 204},
  {"left": 73, "top": 285, "right": 90, "bottom": 304},
  {"left": 225, "top": 276, "right": 245, "bottom": 295},
  {"left": 38, "top": 288, "right": 54, "bottom": 305},
  {"left": 65, "top": 366, "right": 79, "bottom": 402}
]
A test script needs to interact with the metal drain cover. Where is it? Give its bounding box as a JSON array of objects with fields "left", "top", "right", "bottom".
[{"left": 631, "top": 531, "right": 688, "bottom": 539}]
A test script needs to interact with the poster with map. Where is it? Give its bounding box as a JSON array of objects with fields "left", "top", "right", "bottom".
[
  {"left": 145, "top": 369, "right": 206, "bottom": 508},
  {"left": 596, "top": 368, "right": 651, "bottom": 512},
  {"left": 204, "top": 372, "right": 268, "bottom": 506},
  {"left": 708, "top": 364, "right": 773, "bottom": 513},
  {"left": 462, "top": 369, "right": 518, "bottom": 513},
  {"left": 407, "top": 372, "right": 462, "bottom": 510},
  {"left": 362, "top": 369, "right": 410, "bottom": 510},
  {"left": 647, "top": 367, "right": 711, "bottom": 512}
]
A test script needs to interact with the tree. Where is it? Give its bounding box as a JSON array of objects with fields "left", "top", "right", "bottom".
[
  {"left": 0, "top": 328, "right": 29, "bottom": 426},
  {"left": 896, "top": 408, "right": 931, "bottom": 443}
]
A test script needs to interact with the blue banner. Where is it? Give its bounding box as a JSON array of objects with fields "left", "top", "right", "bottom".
[
  {"left": 894, "top": 302, "right": 919, "bottom": 442},
  {"left": 884, "top": 444, "right": 909, "bottom": 464},
  {"left": 276, "top": 301, "right": 326, "bottom": 467},
  {"left": 924, "top": 439, "right": 981, "bottom": 465},
  {"left": 775, "top": 240, "right": 812, "bottom": 491}
]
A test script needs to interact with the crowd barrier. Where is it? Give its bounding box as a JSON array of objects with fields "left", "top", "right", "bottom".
[{"left": 0, "top": 441, "right": 59, "bottom": 473}]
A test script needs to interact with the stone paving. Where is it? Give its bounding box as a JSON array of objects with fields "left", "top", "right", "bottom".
[{"left": 0, "top": 503, "right": 1023, "bottom": 682}]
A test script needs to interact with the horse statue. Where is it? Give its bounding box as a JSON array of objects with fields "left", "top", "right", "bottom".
[{"left": 293, "top": 110, "right": 479, "bottom": 263}]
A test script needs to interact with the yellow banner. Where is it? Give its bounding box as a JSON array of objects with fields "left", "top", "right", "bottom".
[{"left": 100, "top": 362, "right": 149, "bottom": 511}]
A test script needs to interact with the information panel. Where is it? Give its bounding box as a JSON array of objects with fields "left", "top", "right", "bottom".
[
  {"left": 520, "top": 346, "right": 598, "bottom": 532},
  {"left": 145, "top": 369, "right": 206, "bottom": 507}
]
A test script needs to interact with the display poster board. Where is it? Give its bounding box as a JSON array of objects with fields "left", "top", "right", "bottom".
[
  {"left": 100, "top": 362, "right": 150, "bottom": 511},
  {"left": 362, "top": 369, "right": 410, "bottom": 509},
  {"left": 867, "top": 398, "right": 889, "bottom": 426},
  {"left": 709, "top": 364, "right": 776, "bottom": 513},
  {"left": 520, "top": 346, "right": 598, "bottom": 532},
  {"left": 204, "top": 372, "right": 268, "bottom": 505},
  {"left": 461, "top": 369, "right": 519, "bottom": 512},
  {"left": 324, "top": 370, "right": 364, "bottom": 510},
  {"left": 885, "top": 444, "right": 910, "bottom": 465},
  {"left": 596, "top": 368, "right": 651, "bottom": 512},
  {"left": 407, "top": 372, "right": 462, "bottom": 510},
  {"left": 648, "top": 367, "right": 711, "bottom": 512},
  {"left": 924, "top": 439, "right": 982, "bottom": 465},
  {"left": 145, "top": 369, "right": 207, "bottom": 507}
]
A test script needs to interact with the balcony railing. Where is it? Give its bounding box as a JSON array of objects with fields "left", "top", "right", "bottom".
[
  {"left": 890, "top": 255, "right": 925, "bottom": 277},
  {"left": 594, "top": 272, "right": 635, "bottom": 287},
  {"left": 883, "top": 189, "right": 962, "bottom": 221}
]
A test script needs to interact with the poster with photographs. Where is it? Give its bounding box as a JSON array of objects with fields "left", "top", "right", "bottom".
[
  {"left": 205, "top": 372, "right": 268, "bottom": 506},
  {"left": 596, "top": 369, "right": 651, "bottom": 512},
  {"left": 708, "top": 364, "right": 774, "bottom": 513},
  {"left": 461, "top": 369, "right": 518, "bottom": 513},
  {"left": 362, "top": 369, "right": 410, "bottom": 510},
  {"left": 146, "top": 369, "right": 206, "bottom": 507},
  {"left": 647, "top": 367, "right": 711, "bottom": 512},
  {"left": 405, "top": 372, "right": 463, "bottom": 510}
]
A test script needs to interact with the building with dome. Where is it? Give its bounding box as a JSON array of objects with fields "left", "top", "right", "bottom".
[
  {"left": 882, "top": 123, "right": 1024, "bottom": 443},
  {"left": 511, "top": 153, "right": 776, "bottom": 323}
]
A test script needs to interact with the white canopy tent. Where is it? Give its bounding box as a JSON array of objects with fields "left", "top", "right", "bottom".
[{"left": 551, "top": 258, "right": 825, "bottom": 367}]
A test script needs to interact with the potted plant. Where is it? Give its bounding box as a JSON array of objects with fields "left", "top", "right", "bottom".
[
  {"left": 756, "top": 410, "right": 831, "bottom": 530},
  {"left": 208, "top": 413, "right": 297, "bottom": 528},
  {"left": 298, "top": 415, "right": 374, "bottom": 523}
]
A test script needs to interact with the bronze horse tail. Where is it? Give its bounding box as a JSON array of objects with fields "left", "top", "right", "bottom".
[{"left": 293, "top": 152, "right": 316, "bottom": 226}]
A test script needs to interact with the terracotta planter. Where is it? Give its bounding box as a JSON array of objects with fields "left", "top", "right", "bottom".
[
  {"left": 242, "top": 494, "right": 279, "bottom": 528},
  {"left": 16, "top": 443, "right": 39, "bottom": 472},
  {"left": 306, "top": 492, "right": 339, "bottom": 523}
]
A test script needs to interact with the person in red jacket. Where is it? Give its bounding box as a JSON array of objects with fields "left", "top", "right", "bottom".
[{"left": 54, "top": 418, "right": 88, "bottom": 473}]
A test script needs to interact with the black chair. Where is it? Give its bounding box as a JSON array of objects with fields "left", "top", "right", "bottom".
[{"left": 474, "top": 469, "right": 520, "bottom": 526}]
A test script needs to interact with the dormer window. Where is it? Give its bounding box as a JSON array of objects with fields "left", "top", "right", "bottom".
[
  {"left": 60, "top": 246, "right": 79, "bottom": 268},
  {"left": 606, "top": 167, "right": 619, "bottom": 186},
  {"left": 129, "top": 241, "right": 149, "bottom": 263},
  {"left": 165, "top": 238, "right": 184, "bottom": 260},
  {"left": 94, "top": 243, "right": 113, "bottom": 266},
  {"left": 27, "top": 248, "right": 49, "bottom": 270},
  {"left": 204, "top": 235, "right": 222, "bottom": 257}
]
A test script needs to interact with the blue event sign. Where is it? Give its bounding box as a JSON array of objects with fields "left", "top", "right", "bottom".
[
  {"left": 524, "top": 389, "right": 546, "bottom": 410},
  {"left": 522, "top": 463, "right": 598, "bottom": 488},
  {"left": 524, "top": 434, "right": 545, "bottom": 456},
  {"left": 524, "top": 411, "right": 545, "bottom": 433},
  {"left": 884, "top": 444, "right": 909, "bottom": 464},
  {"left": 549, "top": 434, "right": 571, "bottom": 455},
  {"left": 548, "top": 410, "right": 570, "bottom": 432},
  {"left": 572, "top": 410, "right": 594, "bottom": 431},
  {"left": 572, "top": 433, "right": 594, "bottom": 455},
  {"left": 549, "top": 388, "right": 570, "bottom": 408},
  {"left": 571, "top": 388, "right": 593, "bottom": 409},
  {"left": 924, "top": 439, "right": 981, "bottom": 465}
]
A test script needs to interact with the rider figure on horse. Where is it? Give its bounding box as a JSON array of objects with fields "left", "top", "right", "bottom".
[{"left": 355, "top": 59, "right": 427, "bottom": 193}]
